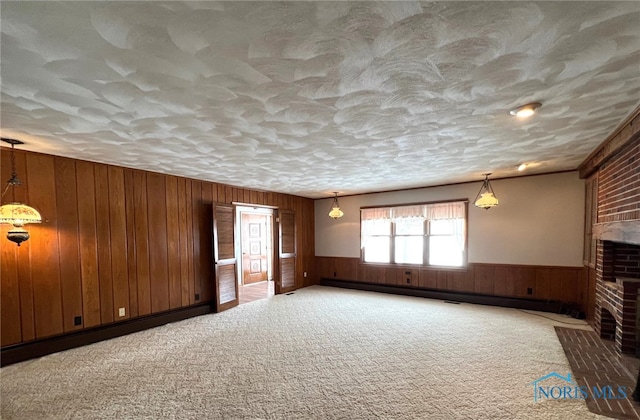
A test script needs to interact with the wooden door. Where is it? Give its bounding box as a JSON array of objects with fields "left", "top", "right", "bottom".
[
  {"left": 241, "top": 213, "right": 269, "bottom": 285},
  {"left": 213, "top": 203, "right": 238, "bottom": 312},
  {"left": 275, "top": 209, "right": 296, "bottom": 294}
]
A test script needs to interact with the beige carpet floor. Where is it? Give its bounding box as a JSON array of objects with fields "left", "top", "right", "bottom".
[{"left": 1, "top": 286, "right": 605, "bottom": 419}]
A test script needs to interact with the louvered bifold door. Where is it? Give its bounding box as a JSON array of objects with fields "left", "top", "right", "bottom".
[
  {"left": 276, "top": 209, "right": 297, "bottom": 294},
  {"left": 212, "top": 203, "right": 238, "bottom": 312}
]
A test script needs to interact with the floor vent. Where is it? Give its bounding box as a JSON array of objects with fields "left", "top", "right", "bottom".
[{"left": 444, "top": 300, "right": 461, "bottom": 304}]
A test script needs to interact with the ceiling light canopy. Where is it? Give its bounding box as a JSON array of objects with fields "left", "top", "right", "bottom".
[
  {"left": 328, "top": 192, "right": 344, "bottom": 219},
  {"left": 510, "top": 102, "right": 541, "bottom": 118},
  {"left": 0, "top": 138, "right": 42, "bottom": 246},
  {"left": 474, "top": 173, "right": 499, "bottom": 210},
  {"left": 517, "top": 163, "right": 527, "bottom": 171}
]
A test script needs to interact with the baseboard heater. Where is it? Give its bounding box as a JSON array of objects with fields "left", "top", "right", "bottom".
[
  {"left": 1, "top": 303, "right": 213, "bottom": 367},
  {"left": 320, "top": 278, "right": 565, "bottom": 313}
]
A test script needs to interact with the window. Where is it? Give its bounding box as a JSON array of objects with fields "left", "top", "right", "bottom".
[{"left": 361, "top": 201, "right": 467, "bottom": 267}]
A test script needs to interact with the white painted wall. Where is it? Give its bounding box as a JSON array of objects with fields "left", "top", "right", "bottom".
[{"left": 315, "top": 172, "right": 585, "bottom": 267}]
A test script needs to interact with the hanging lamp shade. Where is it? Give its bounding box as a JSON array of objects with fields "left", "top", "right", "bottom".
[
  {"left": 474, "top": 174, "right": 499, "bottom": 210},
  {"left": 328, "top": 192, "right": 344, "bottom": 219},
  {"left": 474, "top": 192, "right": 499, "bottom": 209},
  {"left": 1, "top": 138, "right": 43, "bottom": 245},
  {"left": 0, "top": 203, "right": 43, "bottom": 226}
]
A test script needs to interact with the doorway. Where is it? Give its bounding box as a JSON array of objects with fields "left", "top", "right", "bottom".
[{"left": 236, "top": 206, "right": 275, "bottom": 304}]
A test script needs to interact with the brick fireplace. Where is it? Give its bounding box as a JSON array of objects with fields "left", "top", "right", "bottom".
[
  {"left": 585, "top": 122, "right": 640, "bottom": 357},
  {"left": 595, "top": 239, "right": 640, "bottom": 355}
]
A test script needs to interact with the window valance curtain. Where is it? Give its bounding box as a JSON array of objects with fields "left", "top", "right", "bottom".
[
  {"left": 361, "top": 201, "right": 465, "bottom": 221},
  {"left": 425, "top": 202, "right": 465, "bottom": 220},
  {"left": 361, "top": 207, "right": 392, "bottom": 221}
]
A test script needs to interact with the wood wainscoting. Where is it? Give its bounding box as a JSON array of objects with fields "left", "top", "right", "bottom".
[
  {"left": 1, "top": 304, "right": 213, "bottom": 367},
  {"left": 315, "top": 257, "right": 588, "bottom": 312},
  {"left": 0, "top": 148, "right": 315, "bottom": 350}
]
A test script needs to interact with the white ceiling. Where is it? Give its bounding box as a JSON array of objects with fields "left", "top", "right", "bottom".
[{"left": 1, "top": 1, "right": 639, "bottom": 199}]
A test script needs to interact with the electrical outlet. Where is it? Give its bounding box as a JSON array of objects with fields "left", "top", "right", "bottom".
[
  {"left": 527, "top": 287, "right": 533, "bottom": 295},
  {"left": 195, "top": 293, "right": 200, "bottom": 301},
  {"left": 74, "top": 316, "right": 82, "bottom": 326},
  {"left": 303, "top": 271, "right": 307, "bottom": 278},
  {"left": 118, "top": 307, "right": 125, "bottom": 317}
]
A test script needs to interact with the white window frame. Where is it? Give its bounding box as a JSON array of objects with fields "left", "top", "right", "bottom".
[{"left": 360, "top": 200, "right": 468, "bottom": 268}]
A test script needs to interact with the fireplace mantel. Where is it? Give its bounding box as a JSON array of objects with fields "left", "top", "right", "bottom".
[{"left": 593, "top": 221, "right": 640, "bottom": 246}]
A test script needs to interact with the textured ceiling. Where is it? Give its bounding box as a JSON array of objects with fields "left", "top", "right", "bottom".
[{"left": 1, "top": 1, "right": 639, "bottom": 198}]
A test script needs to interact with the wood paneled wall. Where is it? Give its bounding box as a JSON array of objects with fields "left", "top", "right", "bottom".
[
  {"left": 1, "top": 149, "right": 315, "bottom": 347},
  {"left": 315, "top": 256, "right": 587, "bottom": 309}
]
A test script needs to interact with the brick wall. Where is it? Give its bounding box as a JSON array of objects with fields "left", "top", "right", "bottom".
[
  {"left": 598, "top": 138, "right": 640, "bottom": 223},
  {"left": 596, "top": 241, "right": 640, "bottom": 281},
  {"left": 594, "top": 238, "right": 640, "bottom": 355},
  {"left": 596, "top": 273, "right": 640, "bottom": 355},
  {"left": 588, "top": 115, "right": 640, "bottom": 355},
  {"left": 602, "top": 241, "right": 615, "bottom": 281},
  {"left": 614, "top": 243, "right": 640, "bottom": 278}
]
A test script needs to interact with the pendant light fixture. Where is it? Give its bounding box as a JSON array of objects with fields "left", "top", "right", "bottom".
[
  {"left": 474, "top": 173, "right": 499, "bottom": 210},
  {"left": 0, "top": 138, "right": 42, "bottom": 245},
  {"left": 328, "top": 192, "right": 344, "bottom": 219}
]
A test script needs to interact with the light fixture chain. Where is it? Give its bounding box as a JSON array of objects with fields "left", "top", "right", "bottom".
[
  {"left": 2, "top": 144, "right": 15, "bottom": 200},
  {"left": 11, "top": 143, "right": 15, "bottom": 175},
  {"left": 10, "top": 143, "right": 17, "bottom": 202},
  {"left": 0, "top": 183, "right": 10, "bottom": 200}
]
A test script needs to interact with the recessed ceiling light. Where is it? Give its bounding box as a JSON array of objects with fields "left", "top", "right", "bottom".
[
  {"left": 517, "top": 163, "right": 527, "bottom": 171},
  {"left": 510, "top": 102, "right": 541, "bottom": 118}
]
